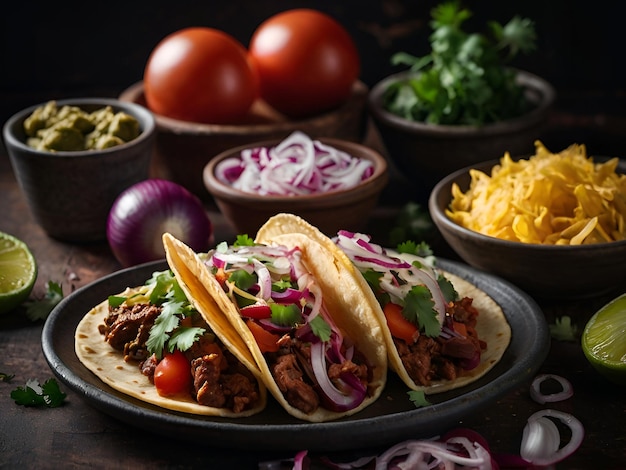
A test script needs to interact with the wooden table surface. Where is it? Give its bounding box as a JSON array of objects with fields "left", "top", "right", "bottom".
[{"left": 1, "top": 131, "right": 625, "bottom": 470}]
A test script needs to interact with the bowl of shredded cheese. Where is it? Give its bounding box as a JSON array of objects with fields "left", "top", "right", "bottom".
[{"left": 429, "top": 141, "right": 626, "bottom": 299}]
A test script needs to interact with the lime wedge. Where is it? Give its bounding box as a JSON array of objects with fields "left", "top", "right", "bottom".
[
  {"left": 581, "top": 293, "right": 626, "bottom": 386},
  {"left": 0, "top": 232, "right": 38, "bottom": 315}
]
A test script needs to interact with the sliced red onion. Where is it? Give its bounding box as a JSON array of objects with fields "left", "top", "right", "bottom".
[
  {"left": 310, "top": 341, "right": 366, "bottom": 412},
  {"left": 258, "top": 318, "right": 293, "bottom": 334},
  {"left": 335, "top": 231, "right": 446, "bottom": 328},
  {"left": 375, "top": 437, "right": 492, "bottom": 470},
  {"left": 270, "top": 287, "right": 304, "bottom": 303},
  {"left": 292, "top": 450, "right": 308, "bottom": 470},
  {"left": 520, "top": 409, "right": 584, "bottom": 466},
  {"left": 106, "top": 179, "right": 212, "bottom": 267},
  {"left": 214, "top": 131, "right": 374, "bottom": 196},
  {"left": 530, "top": 374, "right": 574, "bottom": 404}
]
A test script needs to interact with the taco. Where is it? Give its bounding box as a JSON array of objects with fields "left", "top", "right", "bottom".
[
  {"left": 75, "top": 267, "right": 267, "bottom": 417},
  {"left": 162, "top": 231, "right": 387, "bottom": 423},
  {"left": 256, "top": 213, "right": 512, "bottom": 394}
]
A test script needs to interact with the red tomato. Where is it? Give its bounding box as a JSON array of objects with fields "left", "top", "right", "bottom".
[
  {"left": 153, "top": 350, "right": 192, "bottom": 397},
  {"left": 246, "top": 320, "right": 280, "bottom": 353},
  {"left": 383, "top": 302, "right": 419, "bottom": 344},
  {"left": 144, "top": 27, "right": 258, "bottom": 124},
  {"left": 249, "top": 9, "right": 360, "bottom": 118}
]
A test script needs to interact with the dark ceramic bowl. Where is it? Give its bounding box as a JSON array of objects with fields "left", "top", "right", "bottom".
[
  {"left": 203, "top": 137, "right": 389, "bottom": 237},
  {"left": 3, "top": 98, "right": 156, "bottom": 242},
  {"left": 120, "top": 81, "right": 369, "bottom": 200},
  {"left": 428, "top": 158, "right": 626, "bottom": 299},
  {"left": 368, "top": 69, "right": 556, "bottom": 203}
]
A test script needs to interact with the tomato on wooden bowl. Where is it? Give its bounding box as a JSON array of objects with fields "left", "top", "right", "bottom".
[
  {"left": 249, "top": 9, "right": 360, "bottom": 118},
  {"left": 144, "top": 27, "right": 258, "bottom": 125}
]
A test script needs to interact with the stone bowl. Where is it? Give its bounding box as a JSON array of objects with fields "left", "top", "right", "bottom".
[
  {"left": 203, "top": 137, "right": 389, "bottom": 237},
  {"left": 3, "top": 98, "right": 155, "bottom": 242},
  {"left": 119, "top": 80, "right": 369, "bottom": 200},
  {"left": 428, "top": 158, "right": 626, "bottom": 299}
]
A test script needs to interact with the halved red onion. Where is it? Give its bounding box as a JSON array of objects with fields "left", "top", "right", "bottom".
[
  {"left": 530, "top": 374, "right": 574, "bottom": 404},
  {"left": 106, "top": 179, "right": 212, "bottom": 267},
  {"left": 520, "top": 409, "right": 584, "bottom": 466}
]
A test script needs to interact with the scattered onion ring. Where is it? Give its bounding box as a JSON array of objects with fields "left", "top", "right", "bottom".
[
  {"left": 520, "top": 409, "right": 584, "bottom": 466},
  {"left": 107, "top": 179, "right": 212, "bottom": 267},
  {"left": 530, "top": 374, "right": 574, "bottom": 404}
]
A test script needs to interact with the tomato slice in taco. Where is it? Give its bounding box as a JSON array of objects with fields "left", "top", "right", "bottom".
[
  {"left": 75, "top": 268, "right": 267, "bottom": 417},
  {"left": 162, "top": 232, "right": 387, "bottom": 423},
  {"left": 256, "top": 213, "right": 512, "bottom": 394}
]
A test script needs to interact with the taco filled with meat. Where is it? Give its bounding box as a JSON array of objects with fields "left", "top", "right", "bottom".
[
  {"left": 75, "top": 266, "right": 267, "bottom": 417},
  {"left": 162, "top": 230, "right": 388, "bottom": 423},
  {"left": 256, "top": 213, "right": 512, "bottom": 394}
]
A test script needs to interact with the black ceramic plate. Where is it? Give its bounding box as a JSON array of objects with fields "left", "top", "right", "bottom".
[{"left": 42, "top": 258, "right": 549, "bottom": 453}]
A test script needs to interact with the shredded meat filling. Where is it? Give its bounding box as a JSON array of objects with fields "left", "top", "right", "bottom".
[
  {"left": 268, "top": 335, "right": 371, "bottom": 415},
  {"left": 99, "top": 303, "right": 260, "bottom": 412},
  {"left": 396, "top": 297, "right": 486, "bottom": 386}
]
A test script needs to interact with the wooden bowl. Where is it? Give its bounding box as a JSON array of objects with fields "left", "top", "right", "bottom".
[
  {"left": 203, "top": 137, "right": 389, "bottom": 237},
  {"left": 120, "top": 81, "right": 369, "bottom": 200},
  {"left": 368, "top": 69, "right": 555, "bottom": 204}
]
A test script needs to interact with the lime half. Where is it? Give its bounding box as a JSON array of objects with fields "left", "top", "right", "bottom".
[
  {"left": 0, "top": 232, "right": 38, "bottom": 315},
  {"left": 582, "top": 293, "right": 626, "bottom": 386}
]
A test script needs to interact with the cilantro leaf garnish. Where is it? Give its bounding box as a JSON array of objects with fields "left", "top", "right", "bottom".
[
  {"left": 362, "top": 269, "right": 390, "bottom": 306},
  {"left": 404, "top": 285, "right": 440, "bottom": 337},
  {"left": 397, "top": 240, "right": 433, "bottom": 258},
  {"left": 408, "top": 390, "right": 431, "bottom": 408},
  {"left": 310, "top": 316, "right": 332, "bottom": 342},
  {"left": 234, "top": 234, "right": 255, "bottom": 246},
  {"left": 167, "top": 327, "right": 206, "bottom": 353},
  {"left": 272, "top": 279, "right": 293, "bottom": 292},
  {"left": 549, "top": 316, "right": 578, "bottom": 341},
  {"left": 146, "top": 300, "right": 184, "bottom": 358},
  {"left": 24, "top": 281, "right": 64, "bottom": 321},
  {"left": 11, "top": 378, "right": 67, "bottom": 408},
  {"left": 437, "top": 274, "right": 458, "bottom": 303}
]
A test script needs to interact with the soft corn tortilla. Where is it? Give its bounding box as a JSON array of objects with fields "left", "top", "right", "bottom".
[
  {"left": 162, "top": 232, "right": 388, "bottom": 423},
  {"left": 75, "top": 269, "right": 267, "bottom": 418},
  {"left": 256, "top": 213, "right": 512, "bottom": 394}
]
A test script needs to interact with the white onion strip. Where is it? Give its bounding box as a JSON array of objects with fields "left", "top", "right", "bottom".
[
  {"left": 520, "top": 409, "right": 584, "bottom": 466},
  {"left": 214, "top": 131, "right": 374, "bottom": 196},
  {"left": 530, "top": 374, "right": 574, "bottom": 404}
]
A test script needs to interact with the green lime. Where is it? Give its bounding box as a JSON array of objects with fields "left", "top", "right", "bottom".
[
  {"left": 0, "top": 232, "right": 38, "bottom": 315},
  {"left": 581, "top": 293, "right": 626, "bottom": 386}
]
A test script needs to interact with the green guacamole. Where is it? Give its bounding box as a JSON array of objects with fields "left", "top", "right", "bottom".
[{"left": 23, "top": 101, "right": 141, "bottom": 152}]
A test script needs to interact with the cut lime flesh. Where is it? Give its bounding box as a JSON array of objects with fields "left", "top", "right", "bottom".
[{"left": 0, "top": 232, "right": 38, "bottom": 315}]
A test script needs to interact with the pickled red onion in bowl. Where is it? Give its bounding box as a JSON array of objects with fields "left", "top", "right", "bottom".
[{"left": 203, "top": 132, "right": 389, "bottom": 236}]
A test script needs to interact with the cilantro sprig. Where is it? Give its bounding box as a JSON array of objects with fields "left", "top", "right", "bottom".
[
  {"left": 25, "top": 281, "right": 64, "bottom": 321},
  {"left": 383, "top": 0, "right": 537, "bottom": 125},
  {"left": 11, "top": 378, "right": 67, "bottom": 408},
  {"left": 112, "top": 270, "right": 205, "bottom": 359}
]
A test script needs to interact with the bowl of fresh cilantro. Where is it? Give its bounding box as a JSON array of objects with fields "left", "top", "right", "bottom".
[{"left": 367, "top": 0, "right": 555, "bottom": 204}]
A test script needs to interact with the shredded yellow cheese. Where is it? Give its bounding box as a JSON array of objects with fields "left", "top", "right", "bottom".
[{"left": 446, "top": 141, "right": 626, "bottom": 245}]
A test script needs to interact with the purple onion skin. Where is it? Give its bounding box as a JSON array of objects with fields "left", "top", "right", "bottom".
[{"left": 107, "top": 178, "right": 212, "bottom": 267}]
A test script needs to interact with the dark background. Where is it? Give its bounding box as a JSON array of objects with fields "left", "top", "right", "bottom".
[{"left": 2, "top": 0, "right": 625, "bottom": 154}]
